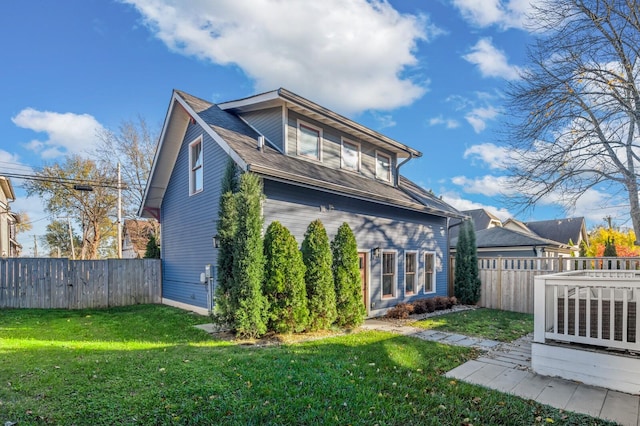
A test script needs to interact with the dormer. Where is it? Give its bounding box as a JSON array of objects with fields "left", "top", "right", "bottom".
[{"left": 218, "top": 88, "right": 422, "bottom": 186}]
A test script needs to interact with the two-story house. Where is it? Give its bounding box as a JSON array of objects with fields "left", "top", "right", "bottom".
[{"left": 139, "top": 89, "right": 464, "bottom": 316}]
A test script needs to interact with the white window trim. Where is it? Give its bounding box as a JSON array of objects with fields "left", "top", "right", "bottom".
[
  {"left": 296, "top": 119, "right": 323, "bottom": 161},
  {"left": 423, "top": 251, "right": 437, "bottom": 294},
  {"left": 341, "top": 137, "right": 361, "bottom": 172},
  {"left": 188, "top": 136, "right": 203, "bottom": 196},
  {"left": 404, "top": 250, "right": 419, "bottom": 296},
  {"left": 375, "top": 151, "right": 392, "bottom": 182},
  {"left": 381, "top": 249, "right": 398, "bottom": 300}
]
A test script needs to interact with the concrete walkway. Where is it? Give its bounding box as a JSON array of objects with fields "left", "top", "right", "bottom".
[{"left": 363, "top": 319, "right": 640, "bottom": 426}]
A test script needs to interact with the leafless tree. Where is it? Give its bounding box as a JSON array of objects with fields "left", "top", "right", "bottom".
[{"left": 505, "top": 0, "right": 640, "bottom": 241}]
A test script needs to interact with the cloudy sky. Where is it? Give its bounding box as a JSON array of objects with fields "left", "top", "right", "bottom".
[{"left": 0, "top": 0, "right": 621, "bottom": 254}]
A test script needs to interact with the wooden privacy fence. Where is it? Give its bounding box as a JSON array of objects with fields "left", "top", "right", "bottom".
[
  {"left": 0, "top": 258, "right": 162, "bottom": 309},
  {"left": 450, "top": 257, "right": 640, "bottom": 314}
]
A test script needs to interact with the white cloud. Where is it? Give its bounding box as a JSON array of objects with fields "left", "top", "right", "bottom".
[
  {"left": 12, "top": 108, "right": 105, "bottom": 159},
  {"left": 440, "top": 191, "right": 512, "bottom": 220},
  {"left": 463, "top": 38, "right": 522, "bottom": 80},
  {"left": 370, "top": 112, "right": 396, "bottom": 129},
  {"left": 428, "top": 115, "right": 460, "bottom": 129},
  {"left": 451, "top": 174, "right": 516, "bottom": 196},
  {"left": 464, "top": 143, "right": 510, "bottom": 169},
  {"left": 451, "top": 0, "right": 537, "bottom": 30},
  {"left": 465, "top": 105, "right": 500, "bottom": 133},
  {"left": 123, "top": 0, "right": 441, "bottom": 114}
]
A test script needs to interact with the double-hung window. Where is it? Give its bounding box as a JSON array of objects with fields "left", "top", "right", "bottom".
[
  {"left": 341, "top": 139, "right": 360, "bottom": 172},
  {"left": 189, "top": 137, "right": 203, "bottom": 195},
  {"left": 298, "top": 120, "right": 322, "bottom": 161},
  {"left": 405, "top": 251, "right": 417, "bottom": 295},
  {"left": 376, "top": 152, "right": 391, "bottom": 182},
  {"left": 382, "top": 251, "right": 396, "bottom": 298},
  {"left": 424, "top": 252, "right": 436, "bottom": 293}
]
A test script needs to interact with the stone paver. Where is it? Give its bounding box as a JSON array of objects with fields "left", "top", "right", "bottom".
[
  {"left": 600, "top": 391, "right": 640, "bottom": 426},
  {"left": 565, "top": 385, "right": 607, "bottom": 418},
  {"left": 361, "top": 319, "right": 640, "bottom": 425}
]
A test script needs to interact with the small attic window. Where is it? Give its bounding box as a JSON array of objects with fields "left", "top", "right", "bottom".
[
  {"left": 376, "top": 151, "right": 391, "bottom": 182},
  {"left": 341, "top": 138, "right": 360, "bottom": 172},
  {"left": 189, "top": 136, "right": 203, "bottom": 195},
  {"left": 297, "top": 120, "right": 322, "bottom": 161}
]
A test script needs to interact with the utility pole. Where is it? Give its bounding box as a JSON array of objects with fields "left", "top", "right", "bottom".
[
  {"left": 117, "top": 162, "right": 122, "bottom": 259},
  {"left": 33, "top": 235, "right": 38, "bottom": 257},
  {"left": 67, "top": 217, "right": 75, "bottom": 260}
]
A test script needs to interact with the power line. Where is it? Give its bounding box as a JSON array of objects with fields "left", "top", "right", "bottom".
[{"left": 2, "top": 171, "right": 126, "bottom": 190}]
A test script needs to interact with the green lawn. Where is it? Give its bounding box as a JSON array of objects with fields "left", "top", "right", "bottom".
[
  {"left": 0, "top": 305, "right": 610, "bottom": 425},
  {"left": 411, "top": 308, "right": 534, "bottom": 342}
]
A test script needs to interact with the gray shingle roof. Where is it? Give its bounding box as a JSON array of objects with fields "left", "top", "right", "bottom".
[
  {"left": 177, "top": 90, "right": 462, "bottom": 219},
  {"left": 451, "top": 226, "right": 566, "bottom": 248},
  {"left": 524, "top": 217, "right": 586, "bottom": 245}
]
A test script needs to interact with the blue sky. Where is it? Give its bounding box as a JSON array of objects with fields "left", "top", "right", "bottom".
[{"left": 0, "top": 0, "right": 617, "bottom": 254}]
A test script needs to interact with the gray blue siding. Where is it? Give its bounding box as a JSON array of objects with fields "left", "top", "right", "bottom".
[
  {"left": 285, "top": 109, "right": 396, "bottom": 184},
  {"left": 262, "top": 179, "right": 449, "bottom": 311},
  {"left": 161, "top": 122, "right": 227, "bottom": 308},
  {"left": 240, "top": 107, "right": 284, "bottom": 152}
]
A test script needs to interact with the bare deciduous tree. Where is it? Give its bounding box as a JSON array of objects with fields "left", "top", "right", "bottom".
[{"left": 505, "top": 0, "right": 640, "bottom": 241}]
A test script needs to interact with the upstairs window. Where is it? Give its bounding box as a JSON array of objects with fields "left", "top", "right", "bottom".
[
  {"left": 298, "top": 120, "right": 322, "bottom": 161},
  {"left": 376, "top": 152, "right": 391, "bottom": 182},
  {"left": 341, "top": 139, "right": 360, "bottom": 172},
  {"left": 189, "top": 137, "right": 203, "bottom": 195}
]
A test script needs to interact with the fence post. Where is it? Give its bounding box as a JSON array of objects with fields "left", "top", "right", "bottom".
[{"left": 497, "top": 257, "right": 502, "bottom": 310}]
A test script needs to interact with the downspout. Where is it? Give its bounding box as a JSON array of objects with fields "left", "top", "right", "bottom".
[{"left": 395, "top": 152, "right": 413, "bottom": 187}]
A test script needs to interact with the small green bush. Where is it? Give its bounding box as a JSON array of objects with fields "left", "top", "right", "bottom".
[{"left": 301, "top": 220, "right": 337, "bottom": 331}]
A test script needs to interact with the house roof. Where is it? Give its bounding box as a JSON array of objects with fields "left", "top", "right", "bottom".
[
  {"left": 449, "top": 209, "right": 503, "bottom": 239},
  {"left": 451, "top": 226, "right": 570, "bottom": 249},
  {"left": 0, "top": 176, "right": 15, "bottom": 201},
  {"left": 140, "top": 89, "right": 464, "bottom": 220},
  {"left": 123, "top": 219, "right": 156, "bottom": 257},
  {"left": 524, "top": 217, "right": 587, "bottom": 246}
]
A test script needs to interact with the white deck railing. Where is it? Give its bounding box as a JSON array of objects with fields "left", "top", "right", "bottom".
[{"left": 534, "top": 270, "right": 640, "bottom": 352}]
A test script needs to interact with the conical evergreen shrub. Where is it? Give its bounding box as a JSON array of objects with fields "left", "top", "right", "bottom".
[
  {"left": 263, "top": 221, "right": 309, "bottom": 333},
  {"left": 331, "top": 223, "right": 365, "bottom": 328},
  {"left": 301, "top": 219, "right": 336, "bottom": 330},
  {"left": 454, "top": 220, "right": 481, "bottom": 305},
  {"left": 213, "top": 160, "right": 239, "bottom": 326},
  {"left": 231, "top": 173, "right": 268, "bottom": 338}
]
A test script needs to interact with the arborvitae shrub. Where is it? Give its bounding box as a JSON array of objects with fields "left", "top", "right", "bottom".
[
  {"left": 231, "top": 173, "right": 268, "bottom": 338},
  {"left": 455, "top": 220, "right": 481, "bottom": 305},
  {"left": 263, "top": 221, "right": 309, "bottom": 333},
  {"left": 301, "top": 220, "right": 337, "bottom": 331},
  {"left": 331, "top": 223, "right": 365, "bottom": 328},
  {"left": 213, "top": 160, "right": 240, "bottom": 326}
]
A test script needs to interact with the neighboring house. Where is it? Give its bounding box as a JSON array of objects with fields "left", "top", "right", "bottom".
[
  {"left": 0, "top": 176, "right": 20, "bottom": 257},
  {"left": 451, "top": 226, "right": 573, "bottom": 258},
  {"left": 449, "top": 208, "right": 502, "bottom": 240},
  {"left": 451, "top": 209, "right": 580, "bottom": 258},
  {"left": 139, "top": 88, "right": 465, "bottom": 316},
  {"left": 122, "top": 219, "right": 157, "bottom": 259}
]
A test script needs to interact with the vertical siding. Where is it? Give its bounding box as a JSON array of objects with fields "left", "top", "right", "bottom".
[
  {"left": 285, "top": 110, "right": 396, "bottom": 184},
  {"left": 161, "top": 122, "right": 227, "bottom": 309},
  {"left": 262, "top": 180, "right": 449, "bottom": 312},
  {"left": 240, "top": 107, "right": 284, "bottom": 152}
]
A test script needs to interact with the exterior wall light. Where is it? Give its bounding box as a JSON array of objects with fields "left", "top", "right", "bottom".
[
  {"left": 372, "top": 247, "right": 380, "bottom": 258},
  {"left": 213, "top": 235, "right": 220, "bottom": 248}
]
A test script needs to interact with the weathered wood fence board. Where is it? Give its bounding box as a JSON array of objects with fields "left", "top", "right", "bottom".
[
  {"left": 450, "top": 257, "right": 640, "bottom": 314},
  {"left": 0, "top": 258, "right": 161, "bottom": 309}
]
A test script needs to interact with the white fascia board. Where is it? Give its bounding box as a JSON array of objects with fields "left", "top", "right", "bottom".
[{"left": 217, "top": 90, "right": 281, "bottom": 111}]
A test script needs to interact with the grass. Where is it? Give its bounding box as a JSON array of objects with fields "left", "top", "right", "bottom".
[
  {"left": 0, "top": 305, "right": 611, "bottom": 425},
  {"left": 411, "top": 308, "right": 534, "bottom": 342}
]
